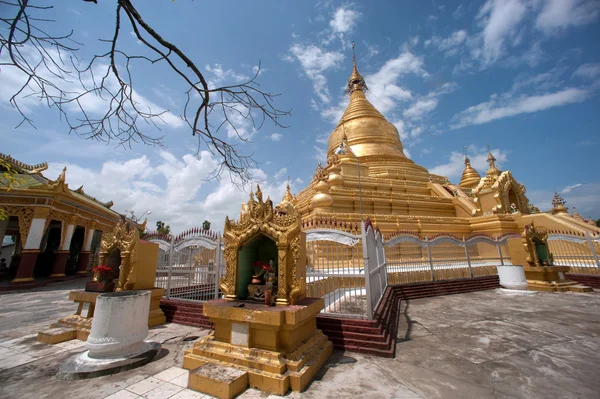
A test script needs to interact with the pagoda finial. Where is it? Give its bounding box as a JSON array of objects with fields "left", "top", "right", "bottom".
[
  {"left": 485, "top": 144, "right": 501, "bottom": 178},
  {"left": 551, "top": 192, "right": 566, "bottom": 208},
  {"left": 487, "top": 144, "right": 496, "bottom": 169},
  {"left": 463, "top": 145, "right": 471, "bottom": 166},
  {"left": 282, "top": 180, "right": 294, "bottom": 203},
  {"left": 346, "top": 41, "right": 368, "bottom": 95}
]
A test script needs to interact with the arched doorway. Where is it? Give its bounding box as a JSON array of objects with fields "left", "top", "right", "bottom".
[
  {"left": 237, "top": 234, "right": 278, "bottom": 299},
  {"left": 104, "top": 248, "right": 122, "bottom": 281}
]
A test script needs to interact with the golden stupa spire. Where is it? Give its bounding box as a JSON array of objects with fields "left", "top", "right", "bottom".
[
  {"left": 464, "top": 145, "right": 471, "bottom": 166},
  {"left": 282, "top": 178, "right": 294, "bottom": 203},
  {"left": 459, "top": 145, "right": 481, "bottom": 189},
  {"left": 485, "top": 144, "right": 501, "bottom": 178},
  {"left": 346, "top": 42, "right": 368, "bottom": 95}
]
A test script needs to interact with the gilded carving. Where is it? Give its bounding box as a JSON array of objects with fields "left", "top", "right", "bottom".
[
  {"left": 522, "top": 222, "right": 554, "bottom": 267},
  {"left": 16, "top": 207, "right": 34, "bottom": 245},
  {"left": 98, "top": 217, "right": 140, "bottom": 291},
  {"left": 221, "top": 184, "right": 306, "bottom": 305}
]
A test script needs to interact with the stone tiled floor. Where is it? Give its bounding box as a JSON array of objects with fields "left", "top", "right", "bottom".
[{"left": 1, "top": 280, "right": 600, "bottom": 399}]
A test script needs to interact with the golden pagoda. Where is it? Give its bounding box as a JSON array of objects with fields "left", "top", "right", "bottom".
[
  {"left": 458, "top": 147, "right": 481, "bottom": 191},
  {"left": 294, "top": 52, "right": 600, "bottom": 238}
]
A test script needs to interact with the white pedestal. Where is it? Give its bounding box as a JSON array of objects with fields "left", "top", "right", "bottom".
[
  {"left": 497, "top": 265, "right": 528, "bottom": 290},
  {"left": 85, "top": 290, "right": 150, "bottom": 359}
]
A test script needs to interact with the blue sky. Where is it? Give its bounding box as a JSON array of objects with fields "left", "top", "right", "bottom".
[{"left": 2, "top": 0, "right": 600, "bottom": 232}]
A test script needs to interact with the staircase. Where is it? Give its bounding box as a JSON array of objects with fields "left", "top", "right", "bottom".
[
  {"left": 160, "top": 299, "right": 212, "bottom": 330},
  {"left": 393, "top": 275, "right": 500, "bottom": 300},
  {"left": 566, "top": 273, "right": 600, "bottom": 288},
  {"left": 160, "top": 276, "right": 501, "bottom": 358}
]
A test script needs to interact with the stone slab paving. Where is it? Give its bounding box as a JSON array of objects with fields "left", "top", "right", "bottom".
[{"left": 1, "top": 280, "right": 600, "bottom": 398}]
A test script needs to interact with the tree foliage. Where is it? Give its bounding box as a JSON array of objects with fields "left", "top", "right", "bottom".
[
  {"left": 1, "top": 0, "right": 290, "bottom": 183},
  {"left": 202, "top": 219, "right": 211, "bottom": 231},
  {"left": 156, "top": 220, "right": 170, "bottom": 235}
]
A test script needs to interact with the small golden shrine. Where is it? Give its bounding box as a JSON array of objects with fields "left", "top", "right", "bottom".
[
  {"left": 183, "top": 185, "right": 332, "bottom": 398},
  {"left": 519, "top": 222, "right": 591, "bottom": 293},
  {"left": 38, "top": 217, "right": 166, "bottom": 345},
  {"left": 220, "top": 185, "right": 306, "bottom": 306}
]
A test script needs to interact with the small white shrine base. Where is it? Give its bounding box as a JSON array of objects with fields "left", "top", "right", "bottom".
[{"left": 57, "top": 290, "right": 161, "bottom": 380}]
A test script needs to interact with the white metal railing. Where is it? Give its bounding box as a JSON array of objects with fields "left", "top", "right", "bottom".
[
  {"left": 548, "top": 232, "right": 600, "bottom": 275},
  {"left": 384, "top": 233, "right": 518, "bottom": 284},
  {"left": 146, "top": 229, "right": 225, "bottom": 301},
  {"left": 305, "top": 227, "right": 367, "bottom": 318}
]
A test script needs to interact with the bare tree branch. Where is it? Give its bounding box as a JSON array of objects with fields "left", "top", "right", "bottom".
[{"left": 0, "top": 0, "right": 290, "bottom": 183}]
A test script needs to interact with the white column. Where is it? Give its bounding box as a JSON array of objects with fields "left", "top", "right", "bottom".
[
  {"left": 84, "top": 228, "right": 96, "bottom": 252},
  {"left": 61, "top": 223, "right": 76, "bottom": 251},
  {"left": 24, "top": 218, "right": 46, "bottom": 250},
  {"left": 0, "top": 219, "right": 9, "bottom": 246}
]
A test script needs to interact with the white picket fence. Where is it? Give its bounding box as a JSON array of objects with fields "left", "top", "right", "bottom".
[{"left": 146, "top": 229, "right": 225, "bottom": 301}]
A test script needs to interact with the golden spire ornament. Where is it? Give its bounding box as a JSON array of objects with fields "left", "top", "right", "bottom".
[{"left": 346, "top": 41, "right": 368, "bottom": 94}]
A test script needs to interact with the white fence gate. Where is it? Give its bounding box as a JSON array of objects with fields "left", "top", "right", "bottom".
[
  {"left": 146, "top": 229, "right": 225, "bottom": 301},
  {"left": 362, "top": 222, "right": 388, "bottom": 319},
  {"left": 305, "top": 221, "right": 388, "bottom": 320}
]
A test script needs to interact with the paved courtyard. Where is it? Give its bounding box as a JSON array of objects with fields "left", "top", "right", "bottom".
[{"left": 0, "top": 280, "right": 599, "bottom": 399}]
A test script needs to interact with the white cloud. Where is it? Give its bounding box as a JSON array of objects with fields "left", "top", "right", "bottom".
[
  {"left": 528, "top": 182, "right": 600, "bottom": 218},
  {"left": 287, "top": 44, "right": 344, "bottom": 103},
  {"left": 476, "top": 0, "right": 529, "bottom": 64},
  {"left": 560, "top": 183, "right": 582, "bottom": 194},
  {"left": 451, "top": 87, "right": 591, "bottom": 129},
  {"left": 573, "top": 63, "right": 600, "bottom": 80},
  {"left": 269, "top": 133, "right": 283, "bottom": 141},
  {"left": 205, "top": 64, "right": 249, "bottom": 86},
  {"left": 536, "top": 0, "right": 600, "bottom": 33},
  {"left": 330, "top": 8, "right": 361, "bottom": 34},
  {"left": 274, "top": 167, "right": 288, "bottom": 180},
  {"left": 403, "top": 148, "right": 412, "bottom": 158},
  {"left": 403, "top": 98, "right": 439, "bottom": 121},
  {"left": 366, "top": 51, "right": 427, "bottom": 113},
  {"left": 314, "top": 145, "right": 327, "bottom": 163},
  {"left": 428, "top": 146, "right": 508, "bottom": 181},
  {"left": 426, "top": 30, "right": 468, "bottom": 56},
  {"left": 45, "top": 151, "right": 296, "bottom": 233},
  {"left": 0, "top": 45, "right": 184, "bottom": 131}
]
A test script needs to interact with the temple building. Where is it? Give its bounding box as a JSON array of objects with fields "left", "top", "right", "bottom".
[
  {"left": 0, "top": 154, "right": 124, "bottom": 285},
  {"left": 294, "top": 55, "right": 599, "bottom": 236}
]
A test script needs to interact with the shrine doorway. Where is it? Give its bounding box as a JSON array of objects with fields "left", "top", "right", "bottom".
[
  {"left": 237, "top": 234, "right": 278, "bottom": 300},
  {"left": 104, "top": 248, "right": 122, "bottom": 280}
]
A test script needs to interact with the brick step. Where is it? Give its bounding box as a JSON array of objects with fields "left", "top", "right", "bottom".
[
  {"left": 316, "top": 320, "right": 382, "bottom": 335},
  {"left": 393, "top": 281, "right": 500, "bottom": 292},
  {"left": 395, "top": 287, "right": 496, "bottom": 300},
  {"left": 166, "top": 309, "right": 207, "bottom": 319},
  {"left": 393, "top": 282, "right": 500, "bottom": 294},
  {"left": 565, "top": 273, "right": 600, "bottom": 288},
  {"left": 161, "top": 303, "right": 205, "bottom": 311},
  {"left": 320, "top": 329, "right": 388, "bottom": 343},
  {"left": 394, "top": 276, "right": 498, "bottom": 287},
  {"left": 325, "top": 334, "right": 392, "bottom": 351},
  {"left": 328, "top": 339, "right": 395, "bottom": 358},
  {"left": 171, "top": 317, "right": 212, "bottom": 329},
  {"left": 394, "top": 280, "right": 499, "bottom": 291}
]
